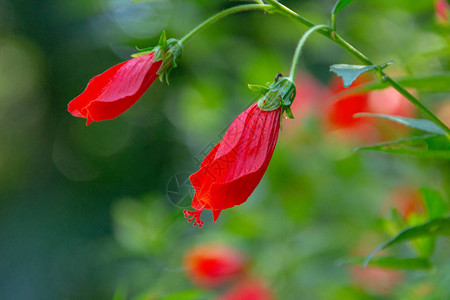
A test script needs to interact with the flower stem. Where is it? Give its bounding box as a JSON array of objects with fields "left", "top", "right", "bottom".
[
  {"left": 264, "top": 0, "right": 450, "bottom": 136},
  {"left": 289, "top": 24, "right": 329, "bottom": 81},
  {"left": 179, "top": 4, "right": 270, "bottom": 45}
]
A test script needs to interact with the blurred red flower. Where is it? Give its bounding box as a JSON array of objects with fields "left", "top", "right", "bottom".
[
  {"left": 217, "top": 278, "right": 276, "bottom": 300},
  {"left": 387, "top": 186, "right": 424, "bottom": 221},
  {"left": 350, "top": 264, "right": 403, "bottom": 295},
  {"left": 436, "top": 100, "right": 450, "bottom": 127},
  {"left": 350, "top": 236, "right": 404, "bottom": 295},
  {"left": 435, "top": 0, "right": 449, "bottom": 23},
  {"left": 282, "top": 72, "right": 328, "bottom": 136},
  {"left": 184, "top": 103, "right": 281, "bottom": 226},
  {"left": 324, "top": 76, "right": 415, "bottom": 142},
  {"left": 68, "top": 52, "right": 162, "bottom": 125},
  {"left": 326, "top": 75, "right": 370, "bottom": 130},
  {"left": 184, "top": 244, "right": 247, "bottom": 288}
]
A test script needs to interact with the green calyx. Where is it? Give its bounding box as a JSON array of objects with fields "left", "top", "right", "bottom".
[
  {"left": 132, "top": 31, "right": 183, "bottom": 84},
  {"left": 250, "top": 75, "right": 296, "bottom": 119}
]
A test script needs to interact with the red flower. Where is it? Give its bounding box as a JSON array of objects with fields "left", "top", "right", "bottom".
[
  {"left": 184, "top": 243, "right": 247, "bottom": 288},
  {"left": 184, "top": 77, "right": 295, "bottom": 227},
  {"left": 387, "top": 187, "right": 424, "bottom": 221},
  {"left": 68, "top": 32, "right": 182, "bottom": 125},
  {"left": 326, "top": 75, "right": 371, "bottom": 130},
  {"left": 68, "top": 52, "right": 162, "bottom": 125},
  {"left": 324, "top": 75, "right": 416, "bottom": 142}
]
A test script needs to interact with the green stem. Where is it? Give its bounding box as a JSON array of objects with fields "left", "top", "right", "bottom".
[
  {"left": 289, "top": 24, "right": 329, "bottom": 81},
  {"left": 264, "top": 0, "right": 450, "bottom": 136},
  {"left": 179, "top": 4, "right": 270, "bottom": 44}
]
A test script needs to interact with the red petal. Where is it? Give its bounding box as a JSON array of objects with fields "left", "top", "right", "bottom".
[
  {"left": 67, "top": 52, "right": 162, "bottom": 124},
  {"left": 189, "top": 103, "right": 281, "bottom": 213}
]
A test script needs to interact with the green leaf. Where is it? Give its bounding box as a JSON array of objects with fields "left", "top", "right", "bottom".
[
  {"left": 364, "top": 217, "right": 450, "bottom": 268},
  {"left": 345, "top": 256, "right": 432, "bottom": 270},
  {"left": 356, "top": 134, "right": 450, "bottom": 159},
  {"left": 333, "top": 0, "right": 357, "bottom": 15},
  {"left": 330, "top": 62, "right": 393, "bottom": 88},
  {"left": 420, "top": 187, "right": 449, "bottom": 220},
  {"left": 354, "top": 113, "right": 447, "bottom": 135},
  {"left": 332, "top": 73, "right": 450, "bottom": 100},
  {"left": 395, "top": 73, "right": 450, "bottom": 92}
]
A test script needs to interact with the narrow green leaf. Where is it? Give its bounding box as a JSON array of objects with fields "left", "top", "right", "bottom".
[
  {"left": 345, "top": 256, "right": 432, "bottom": 270},
  {"left": 333, "top": 0, "right": 357, "bottom": 14},
  {"left": 395, "top": 72, "right": 450, "bottom": 92},
  {"left": 364, "top": 217, "right": 450, "bottom": 268},
  {"left": 330, "top": 72, "right": 450, "bottom": 102},
  {"left": 356, "top": 134, "right": 450, "bottom": 159},
  {"left": 354, "top": 113, "right": 447, "bottom": 135},
  {"left": 420, "top": 187, "right": 449, "bottom": 220},
  {"left": 330, "top": 62, "right": 393, "bottom": 88}
]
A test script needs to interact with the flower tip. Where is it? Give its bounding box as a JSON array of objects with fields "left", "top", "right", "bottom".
[
  {"left": 86, "top": 114, "right": 94, "bottom": 126},
  {"left": 212, "top": 209, "right": 221, "bottom": 222}
]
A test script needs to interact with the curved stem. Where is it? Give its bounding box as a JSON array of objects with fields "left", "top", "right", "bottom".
[
  {"left": 179, "top": 4, "right": 270, "bottom": 44},
  {"left": 265, "top": 0, "right": 450, "bottom": 136},
  {"left": 289, "top": 24, "right": 329, "bottom": 81}
]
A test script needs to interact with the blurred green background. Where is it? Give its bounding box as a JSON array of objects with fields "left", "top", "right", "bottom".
[{"left": 0, "top": 0, "right": 449, "bottom": 299}]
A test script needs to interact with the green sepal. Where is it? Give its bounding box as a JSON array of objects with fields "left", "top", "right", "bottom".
[
  {"left": 248, "top": 84, "right": 270, "bottom": 95},
  {"left": 282, "top": 106, "right": 294, "bottom": 119},
  {"left": 131, "top": 31, "right": 183, "bottom": 84},
  {"left": 256, "top": 76, "right": 296, "bottom": 112},
  {"left": 155, "top": 38, "right": 183, "bottom": 84}
]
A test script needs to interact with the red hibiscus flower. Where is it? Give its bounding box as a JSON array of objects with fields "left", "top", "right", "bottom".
[
  {"left": 184, "top": 76, "right": 296, "bottom": 226},
  {"left": 184, "top": 243, "right": 247, "bottom": 288},
  {"left": 68, "top": 32, "right": 182, "bottom": 125}
]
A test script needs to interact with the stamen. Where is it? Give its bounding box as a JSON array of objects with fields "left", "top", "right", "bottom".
[{"left": 183, "top": 208, "right": 204, "bottom": 227}]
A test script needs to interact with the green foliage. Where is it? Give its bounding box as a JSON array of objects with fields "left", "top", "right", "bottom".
[
  {"left": 356, "top": 135, "right": 450, "bottom": 159},
  {"left": 346, "top": 256, "right": 432, "bottom": 270},
  {"left": 421, "top": 187, "right": 449, "bottom": 220},
  {"left": 332, "top": 0, "right": 357, "bottom": 15},
  {"left": 329, "top": 62, "right": 392, "bottom": 88},
  {"left": 354, "top": 113, "right": 447, "bottom": 135},
  {"left": 364, "top": 217, "right": 450, "bottom": 267}
]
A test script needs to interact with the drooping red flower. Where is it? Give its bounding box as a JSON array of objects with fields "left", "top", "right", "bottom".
[
  {"left": 68, "top": 32, "right": 182, "bottom": 125},
  {"left": 184, "top": 77, "right": 296, "bottom": 226},
  {"left": 183, "top": 243, "right": 247, "bottom": 288},
  {"left": 68, "top": 52, "right": 163, "bottom": 125}
]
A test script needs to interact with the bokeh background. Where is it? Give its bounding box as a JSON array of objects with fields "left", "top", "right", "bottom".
[{"left": 0, "top": 0, "right": 449, "bottom": 299}]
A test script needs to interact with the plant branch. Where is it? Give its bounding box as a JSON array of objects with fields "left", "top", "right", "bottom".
[
  {"left": 264, "top": 0, "right": 450, "bottom": 136},
  {"left": 179, "top": 4, "right": 270, "bottom": 44}
]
